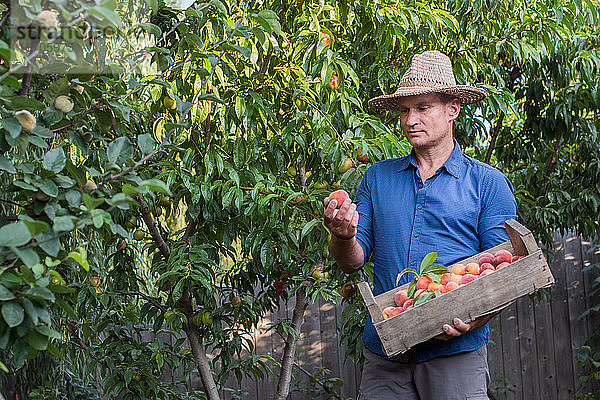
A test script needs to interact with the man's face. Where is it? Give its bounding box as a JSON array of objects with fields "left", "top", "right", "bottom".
[{"left": 397, "top": 93, "right": 460, "bottom": 150}]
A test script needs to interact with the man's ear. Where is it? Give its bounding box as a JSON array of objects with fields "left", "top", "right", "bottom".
[{"left": 447, "top": 98, "right": 461, "bottom": 121}]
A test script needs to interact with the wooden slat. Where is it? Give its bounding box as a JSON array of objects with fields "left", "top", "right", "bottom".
[
  {"left": 487, "top": 316, "right": 503, "bottom": 399},
  {"left": 581, "top": 237, "right": 600, "bottom": 398},
  {"left": 516, "top": 296, "right": 541, "bottom": 399},
  {"left": 505, "top": 219, "right": 539, "bottom": 256},
  {"left": 564, "top": 234, "right": 589, "bottom": 396},
  {"left": 374, "top": 251, "right": 553, "bottom": 356},
  {"left": 550, "top": 233, "right": 576, "bottom": 399},
  {"left": 499, "top": 302, "right": 521, "bottom": 400},
  {"left": 337, "top": 303, "right": 359, "bottom": 399},
  {"left": 533, "top": 281, "right": 558, "bottom": 400},
  {"left": 319, "top": 297, "right": 341, "bottom": 398},
  {"left": 357, "top": 282, "right": 383, "bottom": 323}
]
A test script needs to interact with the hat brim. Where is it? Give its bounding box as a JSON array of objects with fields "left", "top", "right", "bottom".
[{"left": 368, "top": 85, "right": 487, "bottom": 110}]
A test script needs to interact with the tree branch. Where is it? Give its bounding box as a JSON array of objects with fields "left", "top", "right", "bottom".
[
  {"left": 274, "top": 286, "right": 308, "bottom": 400},
  {"left": 179, "top": 289, "right": 220, "bottom": 400},
  {"left": 293, "top": 361, "right": 343, "bottom": 400},
  {"left": 484, "top": 112, "right": 504, "bottom": 165},
  {"left": 136, "top": 195, "right": 170, "bottom": 259},
  {"left": 115, "top": 291, "right": 167, "bottom": 313}
]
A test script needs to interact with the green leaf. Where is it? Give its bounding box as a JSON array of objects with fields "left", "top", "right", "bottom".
[
  {"left": 0, "top": 285, "right": 16, "bottom": 301},
  {"left": 24, "top": 329, "right": 48, "bottom": 350},
  {"left": 13, "top": 247, "right": 40, "bottom": 268},
  {"left": 89, "top": 6, "right": 122, "bottom": 28},
  {"left": 141, "top": 179, "right": 171, "bottom": 195},
  {"left": 35, "top": 180, "right": 59, "bottom": 197},
  {"left": 1, "top": 117, "right": 22, "bottom": 139},
  {"left": 424, "top": 264, "right": 449, "bottom": 276},
  {"left": 256, "top": 10, "right": 282, "bottom": 35},
  {"left": 35, "top": 324, "right": 61, "bottom": 339},
  {"left": 396, "top": 268, "right": 418, "bottom": 286},
  {"left": 301, "top": 219, "right": 320, "bottom": 239},
  {"left": 68, "top": 248, "right": 89, "bottom": 271},
  {"left": 25, "top": 287, "right": 55, "bottom": 302},
  {"left": 419, "top": 252, "right": 437, "bottom": 273},
  {"left": 37, "top": 230, "right": 61, "bottom": 257},
  {"left": 138, "top": 133, "right": 155, "bottom": 154},
  {"left": 107, "top": 137, "right": 134, "bottom": 165},
  {"left": 0, "top": 155, "right": 17, "bottom": 174},
  {"left": 42, "top": 148, "right": 66, "bottom": 173},
  {"left": 0, "top": 360, "right": 8, "bottom": 373},
  {"left": 53, "top": 216, "right": 75, "bottom": 232},
  {"left": 0, "top": 222, "right": 32, "bottom": 247},
  {"left": 2, "top": 302, "right": 25, "bottom": 327},
  {"left": 137, "top": 22, "right": 162, "bottom": 36},
  {"left": 11, "top": 96, "right": 46, "bottom": 111}
]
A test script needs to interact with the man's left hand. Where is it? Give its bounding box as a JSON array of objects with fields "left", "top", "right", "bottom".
[{"left": 435, "top": 313, "right": 496, "bottom": 340}]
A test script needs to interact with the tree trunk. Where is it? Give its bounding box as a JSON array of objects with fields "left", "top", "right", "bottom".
[{"left": 273, "top": 286, "right": 309, "bottom": 400}]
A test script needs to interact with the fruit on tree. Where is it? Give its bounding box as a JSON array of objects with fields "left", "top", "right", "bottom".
[
  {"left": 192, "top": 312, "right": 203, "bottom": 326},
  {"left": 14, "top": 110, "right": 36, "bottom": 131},
  {"left": 201, "top": 311, "right": 213, "bottom": 325},
  {"left": 89, "top": 276, "right": 101, "bottom": 287},
  {"left": 295, "top": 96, "right": 308, "bottom": 111},
  {"left": 73, "top": 84, "right": 84, "bottom": 94},
  {"left": 50, "top": 275, "right": 63, "bottom": 285},
  {"left": 314, "top": 181, "right": 329, "bottom": 190},
  {"left": 231, "top": 295, "right": 242, "bottom": 307},
  {"left": 293, "top": 194, "right": 308, "bottom": 204},
  {"left": 54, "top": 95, "right": 74, "bottom": 113},
  {"left": 163, "top": 96, "right": 176, "bottom": 110},
  {"left": 394, "top": 289, "right": 409, "bottom": 307},
  {"left": 357, "top": 147, "right": 370, "bottom": 163},
  {"left": 83, "top": 179, "right": 97, "bottom": 191},
  {"left": 312, "top": 267, "right": 329, "bottom": 280},
  {"left": 117, "top": 239, "right": 127, "bottom": 251},
  {"left": 340, "top": 282, "right": 356, "bottom": 298},
  {"left": 338, "top": 157, "right": 356, "bottom": 174},
  {"left": 321, "top": 31, "right": 331, "bottom": 46},
  {"left": 82, "top": 131, "right": 93, "bottom": 143},
  {"left": 133, "top": 229, "right": 145, "bottom": 241},
  {"left": 329, "top": 189, "right": 349, "bottom": 209},
  {"left": 327, "top": 74, "right": 339, "bottom": 90},
  {"left": 287, "top": 165, "right": 297, "bottom": 176},
  {"left": 159, "top": 196, "right": 171, "bottom": 207},
  {"left": 493, "top": 249, "right": 513, "bottom": 266},
  {"left": 36, "top": 10, "right": 58, "bottom": 28}
]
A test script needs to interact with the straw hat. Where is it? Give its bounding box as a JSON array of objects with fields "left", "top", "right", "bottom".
[{"left": 368, "top": 50, "right": 487, "bottom": 110}]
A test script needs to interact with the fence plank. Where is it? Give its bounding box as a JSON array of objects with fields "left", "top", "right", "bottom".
[
  {"left": 516, "top": 296, "right": 540, "bottom": 399},
  {"left": 581, "top": 238, "right": 600, "bottom": 398},
  {"left": 499, "top": 302, "right": 521, "bottom": 399},
  {"left": 565, "top": 234, "right": 590, "bottom": 396},
  {"left": 532, "top": 279, "right": 558, "bottom": 400},
  {"left": 551, "top": 233, "right": 577, "bottom": 399},
  {"left": 487, "top": 316, "right": 503, "bottom": 398},
  {"left": 319, "top": 297, "right": 342, "bottom": 397}
]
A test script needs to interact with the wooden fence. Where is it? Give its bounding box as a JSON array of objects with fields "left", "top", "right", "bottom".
[{"left": 188, "top": 232, "right": 600, "bottom": 399}]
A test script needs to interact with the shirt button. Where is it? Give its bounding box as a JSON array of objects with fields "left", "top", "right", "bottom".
[
  {"left": 417, "top": 205, "right": 423, "bottom": 210},
  {"left": 410, "top": 261, "right": 416, "bottom": 266},
  {"left": 414, "top": 233, "right": 419, "bottom": 238}
]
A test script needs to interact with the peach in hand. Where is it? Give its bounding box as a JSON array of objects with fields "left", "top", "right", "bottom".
[{"left": 328, "top": 189, "right": 350, "bottom": 209}]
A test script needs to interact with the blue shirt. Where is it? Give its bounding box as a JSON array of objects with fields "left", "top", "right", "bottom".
[{"left": 354, "top": 141, "right": 517, "bottom": 362}]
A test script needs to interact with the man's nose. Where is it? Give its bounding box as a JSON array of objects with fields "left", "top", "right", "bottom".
[{"left": 405, "top": 108, "right": 419, "bottom": 125}]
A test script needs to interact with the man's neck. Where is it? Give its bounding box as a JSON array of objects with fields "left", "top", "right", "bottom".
[{"left": 413, "top": 137, "right": 455, "bottom": 182}]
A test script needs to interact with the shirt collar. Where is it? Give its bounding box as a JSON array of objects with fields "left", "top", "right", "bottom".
[{"left": 397, "top": 139, "right": 465, "bottom": 179}]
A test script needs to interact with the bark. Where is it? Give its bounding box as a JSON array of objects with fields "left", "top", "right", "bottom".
[
  {"left": 273, "top": 286, "right": 309, "bottom": 400},
  {"left": 180, "top": 289, "right": 221, "bottom": 400},
  {"left": 136, "top": 194, "right": 170, "bottom": 259}
]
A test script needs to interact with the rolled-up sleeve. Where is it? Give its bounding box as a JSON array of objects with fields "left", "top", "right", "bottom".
[
  {"left": 354, "top": 166, "right": 375, "bottom": 265},
  {"left": 478, "top": 167, "right": 518, "bottom": 250}
]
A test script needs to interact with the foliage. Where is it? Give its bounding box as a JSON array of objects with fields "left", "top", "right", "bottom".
[{"left": 0, "top": 0, "right": 598, "bottom": 398}]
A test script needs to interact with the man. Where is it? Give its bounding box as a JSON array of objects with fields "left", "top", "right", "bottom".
[{"left": 323, "top": 51, "right": 517, "bottom": 399}]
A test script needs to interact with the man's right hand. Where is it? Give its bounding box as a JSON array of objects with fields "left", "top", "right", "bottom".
[{"left": 323, "top": 196, "right": 359, "bottom": 240}]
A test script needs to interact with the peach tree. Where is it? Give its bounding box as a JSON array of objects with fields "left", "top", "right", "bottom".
[{"left": 0, "top": 0, "right": 599, "bottom": 399}]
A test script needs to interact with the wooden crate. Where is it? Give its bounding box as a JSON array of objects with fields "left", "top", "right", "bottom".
[{"left": 357, "top": 219, "right": 555, "bottom": 357}]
